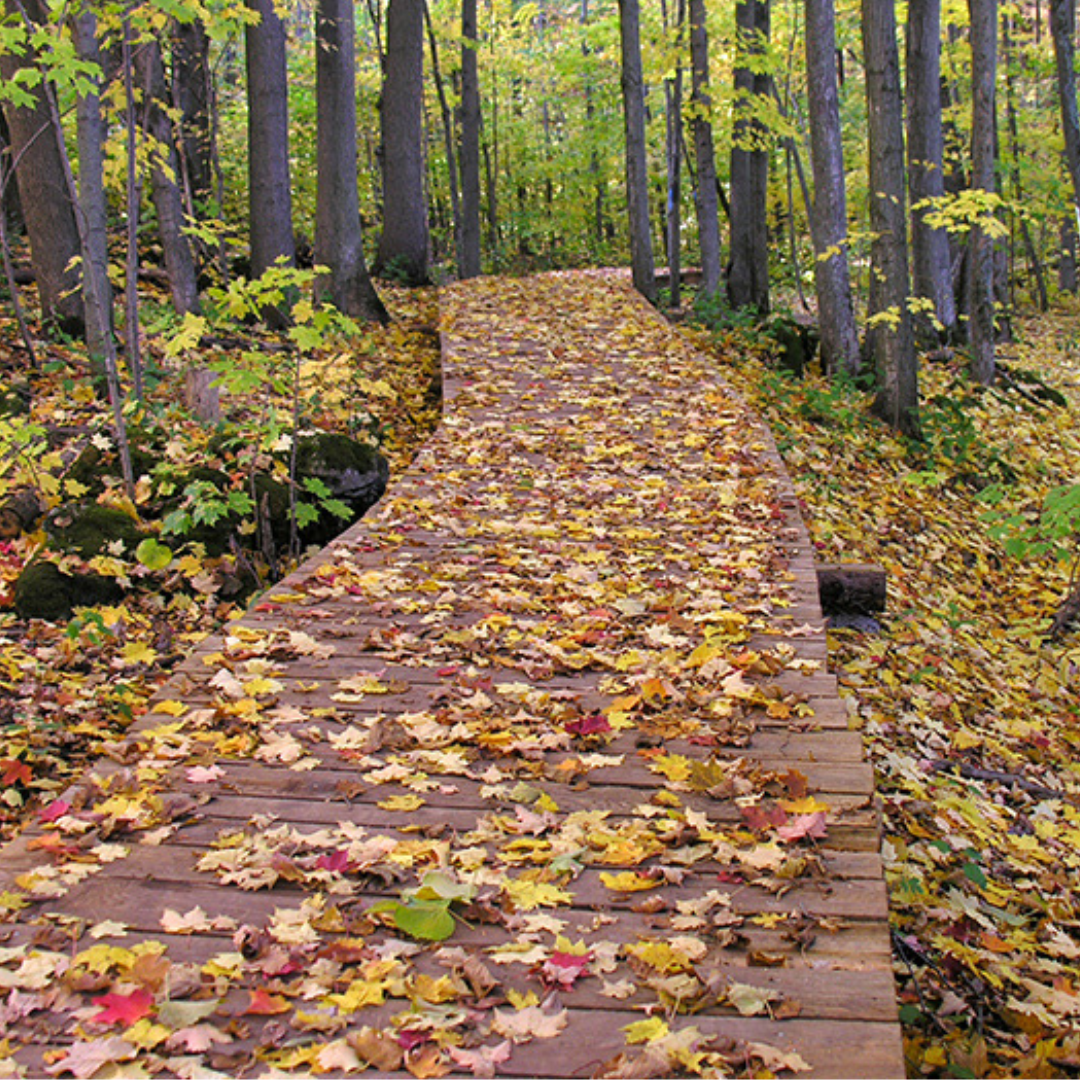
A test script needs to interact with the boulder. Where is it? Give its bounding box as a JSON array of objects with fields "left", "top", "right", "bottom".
[
  {"left": 46, "top": 503, "right": 144, "bottom": 557},
  {"left": 13, "top": 559, "right": 125, "bottom": 621}
]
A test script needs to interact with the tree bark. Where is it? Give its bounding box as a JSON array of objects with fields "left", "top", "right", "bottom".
[
  {"left": 617, "top": 0, "right": 656, "bottom": 303},
  {"left": 804, "top": 0, "right": 860, "bottom": 377},
  {"left": 967, "top": 0, "right": 997, "bottom": 386},
  {"left": 687, "top": 0, "right": 721, "bottom": 299},
  {"left": 171, "top": 19, "right": 214, "bottom": 211},
  {"left": 376, "top": 0, "right": 430, "bottom": 284},
  {"left": 135, "top": 41, "right": 201, "bottom": 316},
  {"left": 72, "top": 5, "right": 113, "bottom": 367},
  {"left": 1052, "top": 0, "right": 1080, "bottom": 293},
  {"left": 315, "top": 0, "right": 388, "bottom": 322},
  {"left": 245, "top": 0, "right": 296, "bottom": 281},
  {"left": 727, "top": 0, "right": 771, "bottom": 313},
  {"left": 862, "top": 0, "right": 919, "bottom": 436},
  {"left": 459, "top": 0, "right": 482, "bottom": 278},
  {"left": 906, "top": 0, "right": 958, "bottom": 343},
  {"left": 0, "top": 0, "right": 84, "bottom": 334},
  {"left": 662, "top": 0, "right": 684, "bottom": 308}
]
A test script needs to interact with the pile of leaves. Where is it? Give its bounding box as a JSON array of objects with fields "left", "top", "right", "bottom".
[
  {"left": 0, "top": 285, "right": 442, "bottom": 841},
  {"left": 697, "top": 309, "right": 1080, "bottom": 1077}
]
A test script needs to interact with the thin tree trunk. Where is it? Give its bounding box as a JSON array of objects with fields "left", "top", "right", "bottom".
[
  {"left": 459, "top": 0, "right": 482, "bottom": 278},
  {"left": 171, "top": 19, "right": 214, "bottom": 211},
  {"left": 617, "top": 0, "right": 656, "bottom": 302},
  {"left": 862, "top": 0, "right": 919, "bottom": 436},
  {"left": 805, "top": 0, "right": 860, "bottom": 376},
  {"left": 122, "top": 17, "right": 143, "bottom": 399},
  {"left": 663, "top": 0, "right": 685, "bottom": 307},
  {"left": 423, "top": 0, "right": 460, "bottom": 267},
  {"left": 1003, "top": 16, "right": 1048, "bottom": 311},
  {"left": 688, "top": 0, "right": 721, "bottom": 299},
  {"left": 73, "top": 5, "right": 113, "bottom": 370},
  {"left": 968, "top": 0, "right": 998, "bottom": 386},
  {"left": 1052, "top": 0, "right": 1080, "bottom": 293},
  {"left": 135, "top": 41, "right": 201, "bottom": 316},
  {"left": 906, "top": 0, "right": 958, "bottom": 342}
]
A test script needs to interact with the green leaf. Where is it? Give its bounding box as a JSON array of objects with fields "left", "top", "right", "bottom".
[
  {"left": 963, "top": 862, "right": 988, "bottom": 889},
  {"left": 392, "top": 898, "right": 456, "bottom": 942},
  {"left": 135, "top": 538, "right": 174, "bottom": 571}
]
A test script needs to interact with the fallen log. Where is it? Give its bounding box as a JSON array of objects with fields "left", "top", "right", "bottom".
[
  {"left": 817, "top": 563, "right": 887, "bottom": 617},
  {"left": 0, "top": 488, "right": 45, "bottom": 539}
]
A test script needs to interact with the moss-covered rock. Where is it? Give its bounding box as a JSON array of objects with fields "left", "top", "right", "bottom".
[
  {"left": 13, "top": 559, "right": 125, "bottom": 621},
  {"left": 46, "top": 504, "right": 144, "bottom": 558},
  {"left": 294, "top": 433, "right": 389, "bottom": 543}
]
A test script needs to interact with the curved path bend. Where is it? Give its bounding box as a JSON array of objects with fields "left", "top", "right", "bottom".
[{"left": 0, "top": 272, "right": 903, "bottom": 1078}]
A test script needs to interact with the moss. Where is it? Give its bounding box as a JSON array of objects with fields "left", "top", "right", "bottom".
[
  {"left": 296, "top": 433, "right": 383, "bottom": 478},
  {"left": 46, "top": 504, "right": 144, "bottom": 558},
  {"left": 13, "top": 559, "right": 125, "bottom": 621}
]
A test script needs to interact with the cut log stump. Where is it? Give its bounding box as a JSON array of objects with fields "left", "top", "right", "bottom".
[{"left": 817, "top": 563, "right": 887, "bottom": 616}]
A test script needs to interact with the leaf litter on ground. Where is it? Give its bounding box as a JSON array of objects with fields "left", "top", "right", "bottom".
[{"left": 695, "top": 300, "right": 1080, "bottom": 1078}]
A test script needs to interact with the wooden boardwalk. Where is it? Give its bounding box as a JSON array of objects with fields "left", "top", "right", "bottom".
[{"left": 0, "top": 272, "right": 904, "bottom": 1078}]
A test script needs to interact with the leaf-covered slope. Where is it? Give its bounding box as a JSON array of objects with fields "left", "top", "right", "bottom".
[{"left": 704, "top": 313, "right": 1080, "bottom": 1078}]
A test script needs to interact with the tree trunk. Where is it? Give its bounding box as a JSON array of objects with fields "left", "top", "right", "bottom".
[
  {"left": 0, "top": 0, "right": 84, "bottom": 335},
  {"left": 459, "top": 0, "right": 482, "bottom": 278},
  {"left": 727, "top": 0, "right": 771, "bottom": 313},
  {"left": 862, "top": 0, "right": 919, "bottom": 437},
  {"left": 424, "top": 0, "right": 460, "bottom": 266},
  {"left": 245, "top": 0, "right": 296, "bottom": 281},
  {"left": 135, "top": 41, "right": 201, "bottom": 316},
  {"left": 315, "top": 0, "right": 388, "bottom": 322},
  {"left": 687, "top": 0, "right": 721, "bottom": 299},
  {"left": 804, "top": 0, "right": 860, "bottom": 377},
  {"left": 663, "top": 0, "right": 684, "bottom": 308},
  {"left": 1052, "top": 0, "right": 1080, "bottom": 293},
  {"left": 376, "top": 0, "right": 430, "bottom": 284},
  {"left": 72, "top": 5, "right": 113, "bottom": 368},
  {"left": 617, "top": 0, "right": 656, "bottom": 303},
  {"left": 906, "top": 0, "right": 958, "bottom": 343},
  {"left": 171, "top": 19, "right": 214, "bottom": 211},
  {"left": 968, "top": 0, "right": 997, "bottom": 386}
]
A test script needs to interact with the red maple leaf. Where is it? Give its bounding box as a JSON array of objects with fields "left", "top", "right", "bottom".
[
  {"left": 39, "top": 799, "right": 71, "bottom": 823},
  {"left": 565, "top": 714, "right": 611, "bottom": 737},
  {"left": 241, "top": 988, "right": 292, "bottom": 1016},
  {"left": 542, "top": 950, "right": 592, "bottom": 989},
  {"left": 740, "top": 802, "right": 788, "bottom": 833},
  {"left": 90, "top": 988, "right": 155, "bottom": 1027},
  {"left": 316, "top": 849, "right": 352, "bottom": 873},
  {"left": 0, "top": 759, "right": 32, "bottom": 786}
]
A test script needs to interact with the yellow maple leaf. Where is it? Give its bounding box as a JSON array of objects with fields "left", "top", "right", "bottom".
[
  {"left": 377, "top": 794, "right": 425, "bottom": 812},
  {"left": 623, "top": 1016, "right": 670, "bottom": 1044},
  {"left": 151, "top": 700, "right": 187, "bottom": 717},
  {"left": 649, "top": 754, "right": 691, "bottom": 783},
  {"left": 328, "top": 979, "right": 386, "bottom": 1012},
  {"left": 502, "top": 879, "right": 574, "bottom": 911},
  {"left": 779, "top": 795, "right": 830, "bottom": 814},
  {"left": 120, "top": 641, "right": 158, "bottom": 666}
]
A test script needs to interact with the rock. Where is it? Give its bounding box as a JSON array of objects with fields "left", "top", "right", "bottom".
[
  {"left": 13, "top": 559, "right": 125, "bottom": 621},
  {"left": 294, "top": 433, "right": 389, "bottom": 543},
  {"left": 46, "top": 503, "right": 144, "bottom": 557}
]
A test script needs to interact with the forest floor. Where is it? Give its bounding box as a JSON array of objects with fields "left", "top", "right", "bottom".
[
  {"left": 696, "top": 305, "right": 1080, "bottom": 1078},
  {"left": 1, "top": 276, "right": 1079, "bottom": 1077}
]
